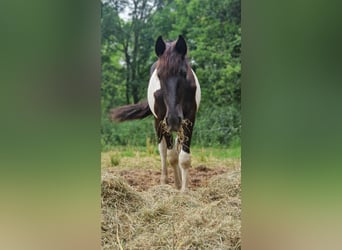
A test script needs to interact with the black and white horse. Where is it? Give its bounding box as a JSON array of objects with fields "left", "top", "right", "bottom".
[{"left": 111, "top": 35, "right": 200, "bottom": 192}]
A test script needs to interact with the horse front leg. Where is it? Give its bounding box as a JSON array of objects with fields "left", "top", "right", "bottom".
[
  {"left": 156, "top": 117, "right": 169, "bottom": 185},
  {"left": 167, "top": 137, "right": 181, "bottom": 189},
  {"left": 178, "top": 119, "right": 195, "bottom": 192},
  {"left": 158, "top": 133, "right": 182, "bottom": 188},
  {"left": 158, "top": 137, "right": 168, "bottom": 184},
  {"left": 179, "top": 148, "right": 191, "bottom": 192},
  {"left": 162, "top": 132, "right": 181, "bottom": 189}
]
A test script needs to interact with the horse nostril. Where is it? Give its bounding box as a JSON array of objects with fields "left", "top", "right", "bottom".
[{"left": 166, "top": 116, "right": 181, "bottom": 131}]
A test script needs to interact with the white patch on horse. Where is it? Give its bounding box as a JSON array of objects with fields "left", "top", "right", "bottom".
[
  {"left": 147, "top": 69, "right": 160, "bottom": 118},
  {"left": 179, "top": 149, "right": 191, "bottom": 192},
  {"left": 191, "top": 69, "right": 201, "bottom": 111}
]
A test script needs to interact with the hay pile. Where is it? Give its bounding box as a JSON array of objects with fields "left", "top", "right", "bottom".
[{"left": 101, "top": 169, "right": 241, "bottom": 249}]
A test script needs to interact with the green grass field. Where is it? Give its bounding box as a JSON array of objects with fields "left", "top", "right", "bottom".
[{"left": 101, "top": 144, "right": 241, "bottom": 170}]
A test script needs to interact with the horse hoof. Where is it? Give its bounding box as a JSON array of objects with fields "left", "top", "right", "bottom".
[{"left": 160, "top": 177, "right": 168, "bottom": 185}]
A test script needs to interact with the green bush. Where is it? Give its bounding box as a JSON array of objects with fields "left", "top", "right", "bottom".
[
  {"left": 101, "top": 104, "right": 240, "bottom": 150},
  {"left": 110, "top": 155, "right": 120, "bottom": 166},
  {"left": 101, "top": 116, "right": 156, "bottom": 151},
  {"left": 192, "top": 104, "right": 241, "bottom": 147}
]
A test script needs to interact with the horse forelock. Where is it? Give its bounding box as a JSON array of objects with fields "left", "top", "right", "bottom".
[{"left": 156, "top": 42, "right": 189, "bottom": 79}]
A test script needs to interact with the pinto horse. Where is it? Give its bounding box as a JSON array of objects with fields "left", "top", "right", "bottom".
[{"left": 110, "top": 35, "right": 201, "bottom": 192}]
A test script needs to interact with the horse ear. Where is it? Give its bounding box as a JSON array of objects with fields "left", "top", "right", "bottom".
[
  {"left": 155, "top": 36, "right": 166, "bottom": 57},
  {"left": 175, "top": 35, "right": 187, "bottom": 57}
]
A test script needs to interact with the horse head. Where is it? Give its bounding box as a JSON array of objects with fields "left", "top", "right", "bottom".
[{"left": 154, "top": 35, "right": 190, "bottom": 132}]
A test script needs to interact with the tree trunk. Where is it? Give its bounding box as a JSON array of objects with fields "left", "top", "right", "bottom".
[
  {"left": 124, "top": 45, "right": 131, "bottom": 104},
  {"left": 131, "top": 0, "right": 140, "bottom": 104}
]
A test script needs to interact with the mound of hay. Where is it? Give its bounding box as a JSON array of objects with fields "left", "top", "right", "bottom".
[
  {"left": 101, "top": 174, "right": 143, "bottom": 211},
  {"left": 201, "top": 170, "right": 241, "bottom": 203},
  {"left": 101, "top": 175, "right": 144, "bottom": 249},
  {"left": 101, "top": 169, "right": 241, "bottom": 249}
]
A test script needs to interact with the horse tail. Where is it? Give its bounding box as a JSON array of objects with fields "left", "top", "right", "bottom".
[{"left": 110, "top": 101, "right": 152, "bottom": 122}]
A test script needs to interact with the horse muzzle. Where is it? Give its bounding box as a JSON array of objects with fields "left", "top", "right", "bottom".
[{"left": 165, "top": 115, "right": 182, "bottom": 132}]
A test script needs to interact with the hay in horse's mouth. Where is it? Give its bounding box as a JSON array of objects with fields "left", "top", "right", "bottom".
[{"left": 160, "top": 119, "right": 192, "bottom": 151}]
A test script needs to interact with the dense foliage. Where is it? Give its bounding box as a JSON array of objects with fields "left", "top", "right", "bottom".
[{"left": 101, "top": 0, "right": 241, "bottom": 150}]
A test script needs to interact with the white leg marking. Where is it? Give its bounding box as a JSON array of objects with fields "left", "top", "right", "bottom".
[
  {"left": 167, "top": 146, "right": 181, "bottom": 189},
  {"left": 158, "top": 137, "right": 168, "bottom": 184},
  {"left": 179, "top": 149, "right": 191, "bottom": 192}
]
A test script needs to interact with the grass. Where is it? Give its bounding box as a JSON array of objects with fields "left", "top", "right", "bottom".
[
  {"left": 193, "top": 145, "right": 241, "bottom": 159},
  {"left": 101, "top": 144, "right": 240, "bottom": 170},
  {"left": 110, "top": 155, "right": 120, "bottom": 167}
]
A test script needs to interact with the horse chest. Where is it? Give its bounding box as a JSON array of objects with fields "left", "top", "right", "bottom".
[{"left": 147, "top": 69, "right": 201, "bottom": 119}]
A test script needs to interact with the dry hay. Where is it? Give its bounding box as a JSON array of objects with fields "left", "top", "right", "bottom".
[{"left": 101, "top": 168, "right": 241, "bottom": 249}]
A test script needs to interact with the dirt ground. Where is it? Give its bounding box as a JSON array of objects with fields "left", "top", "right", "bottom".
[{"left": 104, "top": 165, "right": 229, "bottom": 191}]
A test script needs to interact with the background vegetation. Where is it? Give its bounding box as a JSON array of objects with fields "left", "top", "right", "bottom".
[{"left": 101, "top": 0, "right": 241, "bottom": 150}]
